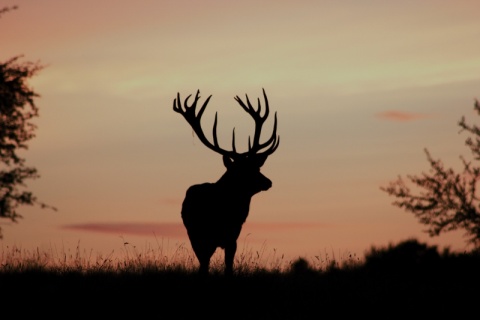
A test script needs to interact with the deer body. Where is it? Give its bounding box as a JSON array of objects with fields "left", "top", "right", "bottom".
[
  {"left": 173, "top": 89, "right": 279, "bottom": 275},
  {"left": 181, "top": 183, "right": 250, "bottom": 275}
]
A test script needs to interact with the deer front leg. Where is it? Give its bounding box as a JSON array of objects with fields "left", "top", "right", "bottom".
[
  {"left": 224, "top": 241, "right": 237, "bottom": 276},
  {"left": 192, "top": 242, "right": 216, "bottom": 275}
]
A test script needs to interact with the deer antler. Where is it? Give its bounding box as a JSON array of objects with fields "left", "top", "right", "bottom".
[
  {"left": 234, "top": 88, "right": 280, "bottom": 158},
  {"left": 173, "top": 90, "right": 238, "bottom": 158},
  {"left": 174, "top": 89, "right": 279, "bottom": 161}
]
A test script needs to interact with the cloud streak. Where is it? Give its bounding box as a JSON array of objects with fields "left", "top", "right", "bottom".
[
  {"left": 376, "top": 110, "right": 431, "bottom": 122},
  {"left": 61, "top": 222, "right": 327, "bottom": 239},
  {"left": 62, "top": 222, "right": 187, "bottom": 238}
]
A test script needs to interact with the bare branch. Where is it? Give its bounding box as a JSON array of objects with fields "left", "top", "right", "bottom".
[{"left": 381, "top": 100, "right": 480, "bottom": 249}]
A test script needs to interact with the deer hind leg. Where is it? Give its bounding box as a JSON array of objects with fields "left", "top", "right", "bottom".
[{"left": 224, "top": 241, "right": 237, "bottom": 276}]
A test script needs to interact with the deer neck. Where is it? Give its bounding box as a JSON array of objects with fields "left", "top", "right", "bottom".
[
  {"left": 216, "top": 173, "right": 234, "bottom": 189},
  {"left": 215, "top": 174, "right": 252, "bottom": 199}
]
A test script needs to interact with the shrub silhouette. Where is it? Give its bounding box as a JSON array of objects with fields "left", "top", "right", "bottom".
[{"left": 364, "top": 238, "right": 441, "bottom": 272}]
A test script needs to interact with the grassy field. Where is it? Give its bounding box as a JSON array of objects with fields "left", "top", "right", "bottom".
[{"left": 1, "top": 238, "right": 478, "bottom": 318}]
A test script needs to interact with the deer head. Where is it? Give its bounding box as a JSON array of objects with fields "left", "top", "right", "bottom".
[{"left": 173, "top": 88, "right": 279, "bottom": 194}]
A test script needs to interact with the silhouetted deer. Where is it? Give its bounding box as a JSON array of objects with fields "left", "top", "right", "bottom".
[{"left": 173, "top": 88, "right": 279, "bottom": 275}]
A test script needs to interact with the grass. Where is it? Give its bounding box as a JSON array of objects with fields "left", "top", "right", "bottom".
[
  {"left": 0, "top": 235, "right": 358, "bottom": 274},
  {"left": 1, "top": 238, "right": 478, "bottom": 318}
]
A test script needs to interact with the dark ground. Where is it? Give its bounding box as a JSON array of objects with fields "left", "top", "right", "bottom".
[{"left": 1, "top": 239, "right": 478, "bottom": 319}]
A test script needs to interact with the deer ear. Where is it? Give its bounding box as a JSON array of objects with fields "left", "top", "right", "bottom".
[{"left": 223, "top": 155, "right": 233, "bottom": 168}]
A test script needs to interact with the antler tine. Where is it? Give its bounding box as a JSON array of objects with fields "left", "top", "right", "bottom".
[
  {"left": 255, "top": 111, "right": 279, "bottom": 155},
  {"left": 261, "top": 112, "right": 280, "bottom": 155},
  {"left": 174, "top": 90, "right": 236, "bottom": 158},
  {"left": 232, "top": 128, "right": 237, "bottom": 153},
  {"left": 260, "top": 88, "right": 269, "bottom": 119}
]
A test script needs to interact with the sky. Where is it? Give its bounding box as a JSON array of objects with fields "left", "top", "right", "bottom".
[{"left": 1, "top": 0, "right": 480, "bottom": 266}]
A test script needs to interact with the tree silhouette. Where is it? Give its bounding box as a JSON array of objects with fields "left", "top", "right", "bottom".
[
  {"left": 381, "top": 100, "right": 480, "bottom": 249},
  {"left": 0, "top": 6, "right": 56, "bottom": 238}
]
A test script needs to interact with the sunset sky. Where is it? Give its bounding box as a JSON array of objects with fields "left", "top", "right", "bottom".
[{"left": 2, "top": 0, "right": 480, "bottom": 264}]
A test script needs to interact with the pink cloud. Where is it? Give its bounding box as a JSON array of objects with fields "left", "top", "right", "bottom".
[
  {"left": 62, "top": 222, "right": 187, "bottom": 238},
  {"left": 376, "top": 110, "right": 431, "bottom": 122},
  {"left": 61, "top": 222, "right": 328, "bottom": 239}
]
